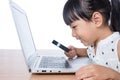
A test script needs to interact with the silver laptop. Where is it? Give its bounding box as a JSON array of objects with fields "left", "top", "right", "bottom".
[{"left": 9, "top": 0, "right": 93, "bottom": 73}]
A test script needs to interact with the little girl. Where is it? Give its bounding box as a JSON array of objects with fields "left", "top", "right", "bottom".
[{"left": 63, "top": 0, "right": 120, "bottom": 80}]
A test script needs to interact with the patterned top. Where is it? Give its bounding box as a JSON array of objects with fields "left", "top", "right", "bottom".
[{"left": 87, "top": 32, "right": 120, "bottom": 72}]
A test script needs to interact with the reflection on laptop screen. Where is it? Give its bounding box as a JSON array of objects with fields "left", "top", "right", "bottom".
[{"left": 10, "top": 1, "right": 36, "bottom": 63}]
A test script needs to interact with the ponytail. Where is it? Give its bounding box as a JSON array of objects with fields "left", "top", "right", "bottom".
[{"left": 110, "top": 0, "right": 120, "bottom": 32}]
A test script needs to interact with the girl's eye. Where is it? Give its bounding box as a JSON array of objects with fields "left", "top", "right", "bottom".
[{"left": 72, "top": 26, "right": 76, "bottom": 29}]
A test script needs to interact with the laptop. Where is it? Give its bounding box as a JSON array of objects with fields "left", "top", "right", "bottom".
[{"left": 9, "top": 0, "right": 93, "bottom": 73}]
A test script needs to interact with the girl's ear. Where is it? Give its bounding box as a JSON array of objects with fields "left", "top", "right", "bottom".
[{"left": 91, "top": 12, "right": 103, "bottom": 27}]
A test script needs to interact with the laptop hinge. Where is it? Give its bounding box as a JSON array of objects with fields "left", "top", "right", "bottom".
[{"left": 27, "top": 53, "right": 37, "bottom": 69}]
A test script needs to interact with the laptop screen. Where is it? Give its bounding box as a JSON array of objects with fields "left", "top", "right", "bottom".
[{"left": 10, "top": 1, "right": 36, "bottom": 63}]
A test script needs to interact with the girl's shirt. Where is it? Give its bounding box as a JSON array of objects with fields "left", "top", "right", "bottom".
[{"left": 87, "top": 32, "right": 120, "bottom": 72}]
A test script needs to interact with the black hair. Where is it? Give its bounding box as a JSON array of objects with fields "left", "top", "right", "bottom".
[{"left": 63, "top": 0, "right": 120, "bottom": 32}]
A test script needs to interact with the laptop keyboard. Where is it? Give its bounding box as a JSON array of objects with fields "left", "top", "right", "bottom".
[{"left": 39, "top": 56, "right": 71, "bottom": 68}]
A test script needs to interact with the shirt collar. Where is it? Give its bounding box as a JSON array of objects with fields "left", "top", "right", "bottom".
[{"left": 97, "top": 32, "right": 120, "bottom": 46}]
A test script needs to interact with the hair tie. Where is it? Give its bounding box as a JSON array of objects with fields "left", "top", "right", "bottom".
[{"left": 109, "top": 0, "right": 112, "bottom": 6}]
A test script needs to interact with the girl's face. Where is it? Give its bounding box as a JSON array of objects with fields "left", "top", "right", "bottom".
[{"left": 70, "top": 19, "right": 99, "bottom": 46}]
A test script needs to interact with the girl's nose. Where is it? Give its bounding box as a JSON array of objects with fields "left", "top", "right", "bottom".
[{"left": 72, "top": 30, "right": 77, "bottom": 37}]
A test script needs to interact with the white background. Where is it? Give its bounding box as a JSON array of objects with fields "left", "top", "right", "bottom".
[{"left": 0, "top": 0, "right": 85, "bottom": 49}]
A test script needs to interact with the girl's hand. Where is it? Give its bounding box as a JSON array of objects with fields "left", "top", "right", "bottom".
[
  {"left": 64, "top": 46, "right": 77, "bottom": 59},
  {"left": 75, "top": 64, "right": 120, "bottom": 80}
]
